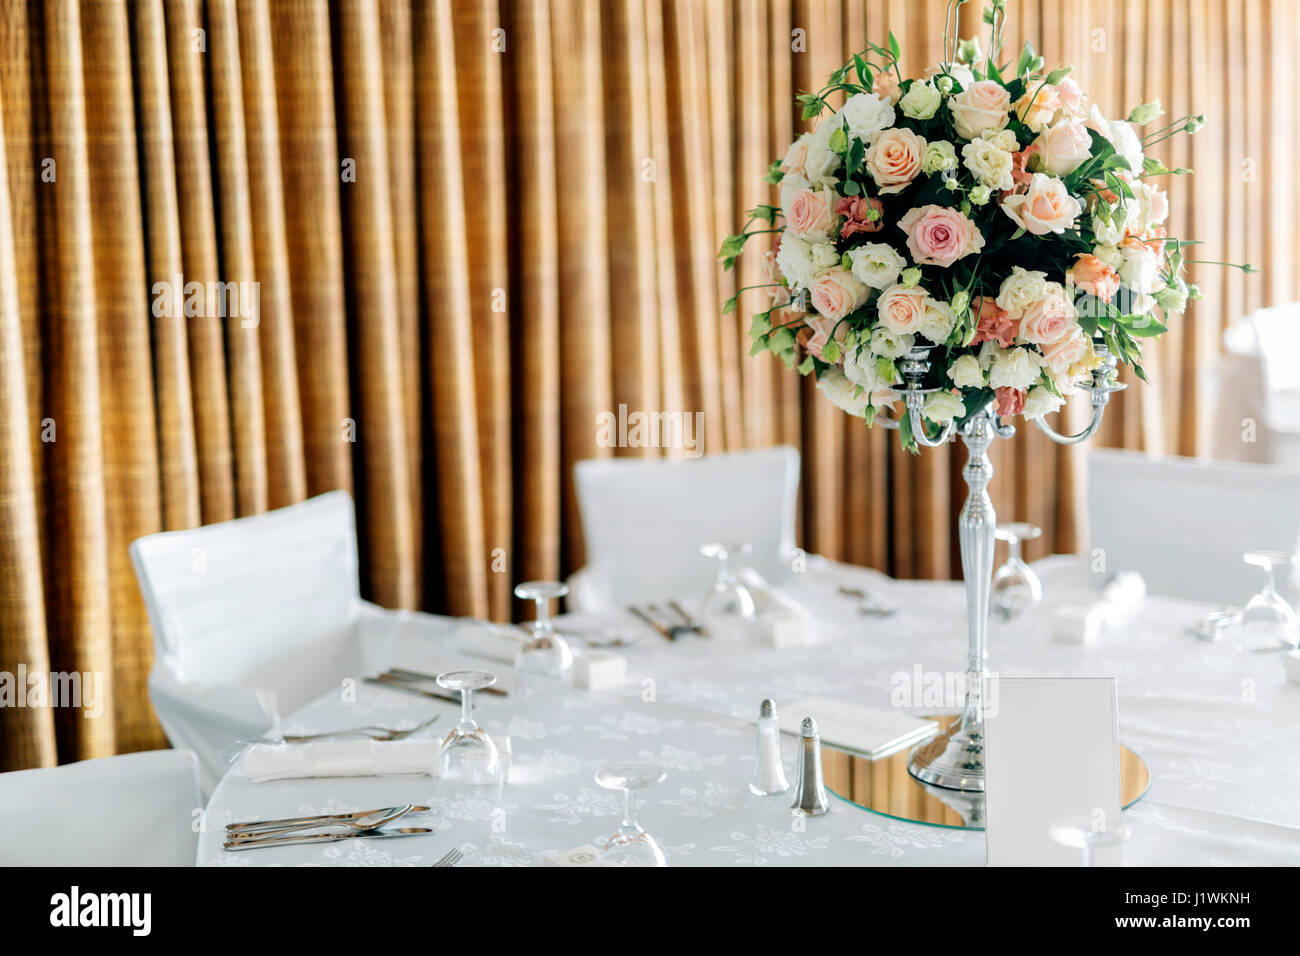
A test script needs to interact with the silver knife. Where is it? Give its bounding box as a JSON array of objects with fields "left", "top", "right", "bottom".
[
  {"left": 226, "top": 805, "right": 430, "bottom": 833},
  {"left": 223, "top": 827, "right": 436, "bottom": 851},
  {"left": 364, "top": 676, "right": 460, "bottom": 703},
  {"left": 384, "top": 668, "right": 509, "bottom": 696}
]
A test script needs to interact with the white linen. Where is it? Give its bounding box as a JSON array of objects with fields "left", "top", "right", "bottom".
[
  {"left": 241, "top": 739, "right": 441, "bottom": 782},
  {"left": 197, "top": 560, "right": 1300, "bottom": 867},
  {"left": 1086, "top": 450, "right": 1300, "bottom": 606},
  {"left": 0, "top": 750, "right": 201, "bottom": 866},
  {"left": 567, "top": 447, "right": 801, "bottom": 612}
]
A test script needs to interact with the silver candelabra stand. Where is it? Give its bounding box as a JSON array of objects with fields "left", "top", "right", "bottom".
[{"left": 877, "top": 337, "right": 1125, "bottom": 792}]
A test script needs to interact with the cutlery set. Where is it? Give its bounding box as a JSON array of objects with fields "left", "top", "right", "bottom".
[
  {"left": 279, "top": 713, "right": 441, "bottom": 744},
  {"left": 224, "top": 804, "right": 456, "bottom": 860},
  {"left": 837, "top": 584, "right": 899, "bottom": 617},
  {"left": 627, "top": 602, "right": 709, "bottom": 641},
  {"left": 365, "top": 669, "right": 509, "bottom": 703}
]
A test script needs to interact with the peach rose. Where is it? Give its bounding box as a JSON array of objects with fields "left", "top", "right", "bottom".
[
  {"left": 1069, "top": 253, "right": 1121, "bottom": 303},
  {"left": 1041, "top": 327, "right": 1089, "bottom": 375},
  {"left": 1014, "top": 84, "right": 1061, "bottom": 132},
  {"left": 798, "top": 314, "right": 849, "bottom": 362},
  {"left": 1056, "top": 77, "right": 1085, "bottom": 116},
  {"left": 876, "top": 283, "right": 930, "bottom": 335},
  {"left": 1000, "top": 173, "right": 1082, "bottom": 235},
  {"left": 873, "top": 71, "right": 902, "bottom": 105},
  {"left": 785, "top": 187, "right": 835, "bottom": 238},
  {"left": 809, "top": 268, "right": 869, "bottom": 322},
  {"left": 897, "top": 204, "right": 985, "bottom": 268},
  {"left": 780, "top": 134, "right": 811, "bottom": 179},
  {"left": 1018, "top": 295, "right": 1076, "bottom": 345},
  {"left": 948, "top": 80, "right": 1011, "bottom": 140},
  {"left": 864, "top": 128, "right": 926, "bottom": 194},
  {"left": 972, "top": 296, "right": 1019, "bottom": 348},
  {"left": 1034, "top": 121, "right": 1092, "bottom": 177},
  {"left": 995, "top": 387, "right": 1026, "bottom": 417}
]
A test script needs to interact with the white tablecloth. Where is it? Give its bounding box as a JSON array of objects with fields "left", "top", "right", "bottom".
[{"left": 197, "top": 561, "right": 1300, "bottom": 866}]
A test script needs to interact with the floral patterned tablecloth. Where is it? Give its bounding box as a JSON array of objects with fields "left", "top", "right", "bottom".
[{"left": 198, "top": 562, "right": 1300, "bottom": 866}]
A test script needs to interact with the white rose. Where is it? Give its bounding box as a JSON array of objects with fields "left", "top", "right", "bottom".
[
  {"left": 961, "top": 137, "right": 1015, "bottom": 191},
  {"left": 923, "top": 390, "right": 966, "bottom": 424},
  {"left": 804, "top": 120, "right": 843, "bottom": 185},
  {"left": 1023, "top": 386, "right": 1066, "bottom": 419},
  {"left": 995, "top": 266, "right": 1049, "bottom": 318},
  {"left": 848, "top": 242, "right": 907, "bottom": 290},
  {"left": 836, "top": 92, "right": 896, "bottom": 144},
  {"left": 1131, "top": 181, "right": 1169, "bottom": 232},
  {"left": 1118, "top": 242, "right": 1160, "bottom": 294},
  {"left": 1106, "top": 119, "right": 1145, "bottom": 173},
  {"left": 899, "top": 81, "right": 942, "bottom": 120},
  {"left": 918, "top": 297, "right": 957, "bottom": 345},
  {"left": 949, "top": 353, "right": 986, "bottom": 388},
  {"left": 816, "top": 369, "right": 869, "bottom": 417},
  {"left": 775, "top": 232, "right": 838, "bottom": 289},
  {"left": 870, "top": 327, "right": 914, "bottom": 359},
  {"left": 948, "top": 80, "right": 1011, "bottom": 140},
  {"left": 987, "top": 345, "right": 1045, "bottom": 390}
]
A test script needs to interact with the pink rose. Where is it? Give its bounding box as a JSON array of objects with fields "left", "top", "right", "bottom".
[
  {"left": 798, "top": 314, "right": 849, "bottom": 362},
  {"left": 1000, "top": 173, "right": 1082, "bottom": 235},
  {"left": 1069, "top": 253, "right": 1120, "bottom": 303},
  {"left": 835, "top": 195, "right": 884, "bottom": 238},
  {"left": 809, "top": 269, "right": 868, "bottom": 322},
  {"left": 1056, "top": 77, "right": 1085, "bottom": 115},
  {"left": 1041, "top": 328, "right": 1089, "bottom": 375},
  {"left": 1018, "top": 295, "right": 1076, "bottom": 346},
  {"left": 949, "top": 80, "right": 1011, "bottom": 139},
  {"left": 1033, "top": 121, "right": 1092, "bottom": 177},
  {"left": 995, "top": 387, "right": 1026, "bottom": 417},
  {"left": 864, "top": 128, "right": 926, "bottom": 194},
  {"left": 897, "top": 204, "right": 985, "bottom": 268},
  {"left": 785, "top": 187, "right": 835, "bottom": 238},
  {"left": 876, "top": 283, "right": 930, "bottom": 335},
  {"left": 972, "top": 296, "right": 1019, "bottom": 348}
]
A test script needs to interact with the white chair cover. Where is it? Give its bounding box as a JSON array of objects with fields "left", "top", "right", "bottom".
[
  {"left": 130, "top": 491, "right": 457, "bottom": 793},
  {"left": 0, "top": 749, "right": 201, "bottom": 865},
  {"left": 1087, "top": 449, "right": 1300, "bottom": 605},
  {"left": 1212, "top": 303, "right": 1300, "bottom": 465},
  {"left": 568, "top": 447, "right": 801, "bottom": 612}
]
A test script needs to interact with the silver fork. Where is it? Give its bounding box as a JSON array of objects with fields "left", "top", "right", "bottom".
[
  {"left": 431, "top": 848, "right": 463, "bottom": 867},
  {"left": 280, "top": 713, "right": 440, "bottom": 743},
  {"left": 662, "top": 600, "right": 709, "bottom": 637}
]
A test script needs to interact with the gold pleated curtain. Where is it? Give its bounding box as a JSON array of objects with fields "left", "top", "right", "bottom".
[{"left": 0, "top": 0, "right": 1296, "bottom": 770}]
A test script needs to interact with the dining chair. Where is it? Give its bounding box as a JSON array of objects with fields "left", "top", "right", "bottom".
[
  {"left": 130, "top": 490, "right": 456, "bottom": 793},
  {"left": 1212, "top": 302, "right": 1300, "bottom": 466},
  {"left": 567, "top": 446, "right": 802, "bottom": 612},
  {"left": 0, "top": 749, "right": 202, "bottom": 865},
  {"left": 1087, "top": 449, "right": 1300, "bottom": 606}
]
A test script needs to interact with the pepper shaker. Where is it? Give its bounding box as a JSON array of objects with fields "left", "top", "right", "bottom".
[{"left": 790, "top": 716, "right": 829, "bottom": 817}]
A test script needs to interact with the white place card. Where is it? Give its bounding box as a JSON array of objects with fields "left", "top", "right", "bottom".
[
  {"left": 774, "top": 696, "right": 938, "bottom": 759},
  {"left": 983, "top": 677, "right": 1123, "bottom": 867}
]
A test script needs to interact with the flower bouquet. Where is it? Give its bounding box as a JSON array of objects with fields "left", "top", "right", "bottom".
[{"left": 720, "top": 0, "right": 1250, "bottom": 450}]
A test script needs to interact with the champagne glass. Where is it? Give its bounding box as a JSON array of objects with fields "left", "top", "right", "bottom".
[
  {"left": 698, "top": 542, "right": 756, "bottom": 641},
  {"left": 594, "top": 761, "right": 667, "bottom": 867},
  {"left": 514, "top": 580, "right": 574, "bottom": 693},
  {"left": 1049, "top": 818, "right": 1129, "bottom": 867},
  {"left": 992, "top": 522, "right": 1043, "bottom": 620},
  {"left": 1239, "top": 551, "right": 1300, "bottom": 651},
  {"left": 435, "top": 670, "right": 503, "bottom": 787}
]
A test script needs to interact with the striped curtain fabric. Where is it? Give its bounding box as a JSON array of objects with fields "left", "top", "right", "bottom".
[{"left": 0, "top": 0, "right": 1295, "bottom": 770}]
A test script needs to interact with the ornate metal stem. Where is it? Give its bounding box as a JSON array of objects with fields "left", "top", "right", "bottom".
[{"left": 897, "top": 336, "right": 1122, "bottom": 792}]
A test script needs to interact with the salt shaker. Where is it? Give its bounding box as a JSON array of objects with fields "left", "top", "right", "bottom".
[
  {"left": 789, "top": 716, "right": 829, "bottom": 816},
  {"left": 749, "top": 699, "right": 789, "bottom": 796}
]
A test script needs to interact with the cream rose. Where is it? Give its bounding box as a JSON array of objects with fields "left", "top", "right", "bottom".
[
  {"left": 995, "top": 266, "right": 1049, "bottom": 317},
  {"left": 923, "top": 390, "right": 966, "bottom": 424},
  {"left": 1106, "top": 119, "right": 1144, "bottom": 173},
  {"left": 775, "top": 232, "right": 839, "bottom": 289},
  {"left": 918, "top": 297, "right": 957, "bottom": 345},
  {"left": 948, "top": 80, "right": 1011, "bottom": 140},
  {"left": 780, "top": 133, "right": 812, "bottom": 179},
  {"left": 803, "top": 119, "right": 843, "bottom": 184},
  {"left": 986, "top": 345, "right": 1045, "bottom": 391},
  {"left": 848, "top": 242, "right": 906, "bottom": 290},
  {"left": 1118, "top": 239, "right": 1160, "bottom": 295},
  {"left": 837, "top": 92, "right": 896, "bottom": 143},
  {"left": 900, "top": 81, "right": 942, "bottom": 120},
  {"left": 876, "top": 283, "right": 930, "bottom": 335},
  {"left": 870, "top": 327, "right": 914, "bottom": 359},
  {"left": 948, "top": 354, "right": 986, "bottom": 388},
  {"left": 1023, "top": 386, "right": 1066, "bottom": 419},
  {"left": 809, "top": 268, "right": 869, "bottom": 322},
  {"left": 816, "top": 369, "right": 869, "bottom": 417},
  {"left": 1034, "top": 121, "right": 1092, "bottom": 177},
  {"left": 1000, "top": 173, "right": 1082, "bottom": 235},
  {"left": 922, "top": 140, "right": 958, "bottom": 175},
  {"left": 864, "top": 127, "right": 927, "bottom": 194}
]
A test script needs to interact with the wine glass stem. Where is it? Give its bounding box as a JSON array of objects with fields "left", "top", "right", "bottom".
[
  {"left": 622, "top": 789, "right": 637, "bottom": 830},
  {"left": 460, "top": 688, "right": 474, "bottom": 728},
  {"left": 1008, "top": 538, "right": 1022, "bottom": 563}
]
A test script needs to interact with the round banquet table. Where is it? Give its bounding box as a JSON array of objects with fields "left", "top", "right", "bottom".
[{"left": 198, "top": 560, "right": 1300, "bottom": 866}]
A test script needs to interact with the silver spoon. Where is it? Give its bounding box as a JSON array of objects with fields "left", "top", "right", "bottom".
[{"left": 225, "top": 804, "right": 418, "bottom": 842}]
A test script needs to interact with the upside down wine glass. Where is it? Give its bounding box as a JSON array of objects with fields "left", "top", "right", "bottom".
[
  {"left": 1239, "top": 551, "right": 1300, "bottom": 651},
  {"left": 513, "top": 580, "right": 574, "bottom": 694},
  {"left": 435, "top": 670, "right": 503, "bottom": 788},
  {"left": 698, "top": 542, "right": 757, "bottom": 641},
  {"left": 594, "top": 761, "right": 668, "bottom": 867},
  {"left": 992, "top": 522, "right": 1044, "bottom": 621}
]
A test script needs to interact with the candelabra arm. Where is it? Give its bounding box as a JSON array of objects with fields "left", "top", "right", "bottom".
[
  {"left": 1032, "top": 400, "right": 1108, "bottom": 445},
  {"left": 906, "top": 403, "right": 956, "bottom": 447},
  {"left": 1032, "top": 336, "right": 1127, "bottom": 445}
]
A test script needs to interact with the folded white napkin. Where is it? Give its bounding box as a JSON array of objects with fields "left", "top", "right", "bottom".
[
  {"left": 1050, "top": 603, "right": 1108, "bottom": 644},
  {"left": 1099, "top": 571, "right": 1146, "bottom": 624},
  {"left": 241, "top": 739, "right": 440, "bottom": 783},
  {"left": 1051, "top": 570, "right": 1147, "bottom": 643},
  {"left": 1282, "top": 651, "right": 1300, "bottom": 687},
  {"left": 738, "top": 567, "right": 818, "bottom": 647}
]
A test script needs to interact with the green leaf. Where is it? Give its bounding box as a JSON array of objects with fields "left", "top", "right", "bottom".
[
  {"left": 797, "top": 355, "right": 815, "bottom": 375},
  {"left": 749, "top": 312, "right": 772, "bottom": 339},
  {"left": 1045, "top": 66, "right": 1073, "bottom": 85},
  {"left": 722, "top": 296, "right": 738, "bottom": 315},
  {"left": 853, "top": 53, "right": 871, "bottom": 89},
  {"left": 828, "top": 126, "right": 848, "bottom": 154},
  {"left": 749, "top": 336, "right": 769, "bottom": 357},
  {"left": 769, "top": 326, "right": 796, "bottom": 351},
  {"left": 842, "top": 179, "right": 860, "bottom": 196},
  {"left": 1016, "top": 41, "right": 1034, "bottom": 77},
  {"left": 875, "top": 356, "right": 898, "bottom": 384},
  {"left": 888, "top": 31, "right": 901, "bottom": 61}
]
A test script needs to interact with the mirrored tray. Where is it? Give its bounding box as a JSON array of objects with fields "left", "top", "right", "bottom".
[{"left": 822, "top": 714, "right": 1151, "bottom": 830}]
